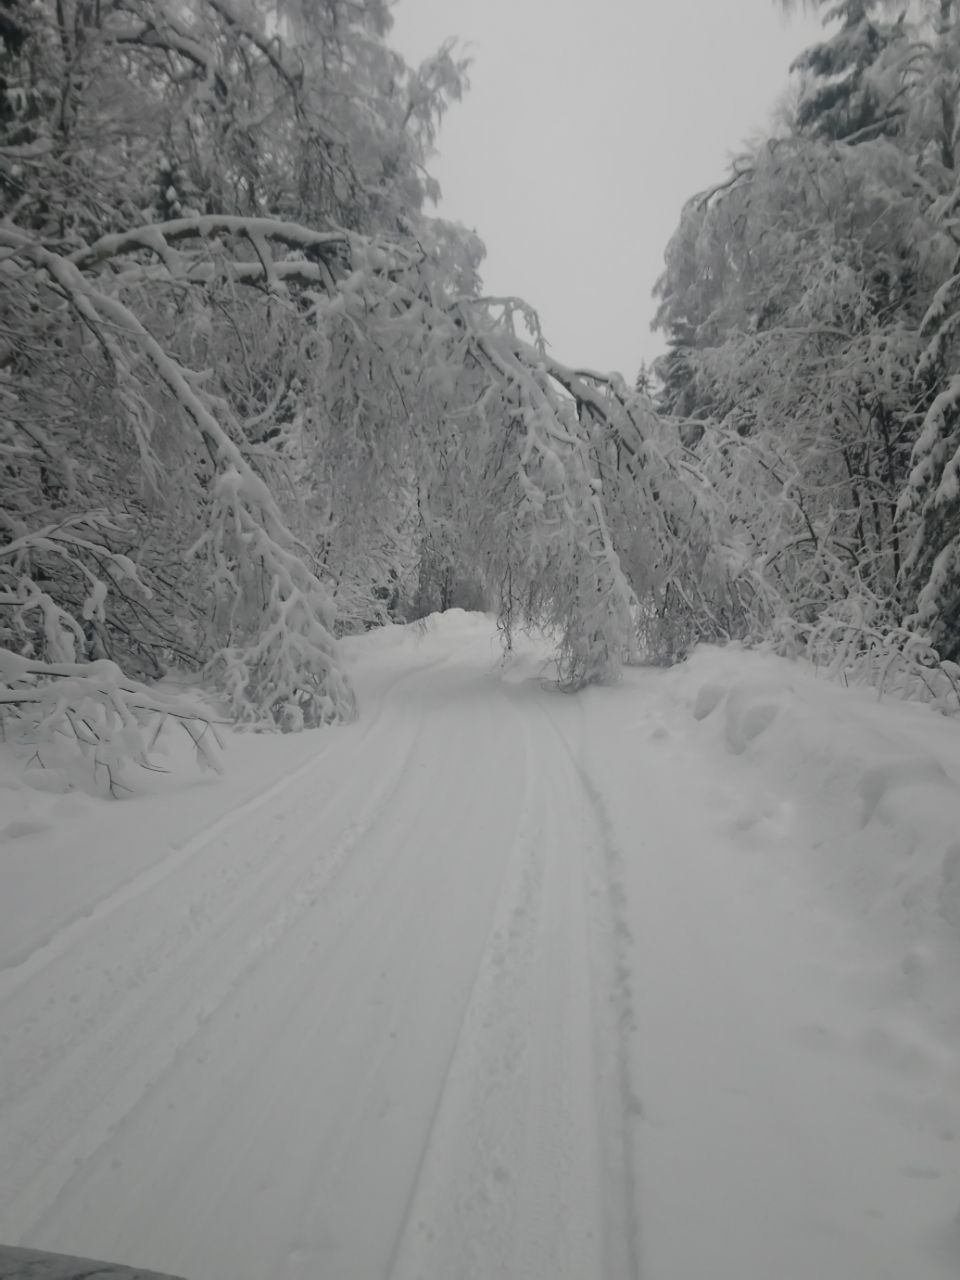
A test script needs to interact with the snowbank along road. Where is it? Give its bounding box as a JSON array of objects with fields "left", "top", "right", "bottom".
[{"left": 1, "top": 613, "right": 959, "bottom": 1279}]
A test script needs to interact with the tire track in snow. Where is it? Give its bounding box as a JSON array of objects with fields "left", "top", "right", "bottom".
[
  {"left": 386, "top": 678, "right": 634, "bottom": 1280},
  {"left": 3, "top": 636, "right": 640, "bottom": 1278},
  {"left": 12, "top": 703, "right": 432, "bottom": 1245},
  {"left": 3, "top": 650, "right": 527, "bottom": 1279},
  {"left": 383, "top": 703, "right": 546, "bottom": 1279},
  {"left": 0, "top": 645, "right": 452, "bottom": 1003},
  {"left": 536, "top": 692, "right": 644, "bottom": 1280},
  {"left": 0, "top": 745, "right": 333, "bottom": 998},
  {"left": 0, "top": 656, "right": 449, "bottom": 1240},
  {"left": 0, "top": 679, "right": 429, "bottom": 1100}
]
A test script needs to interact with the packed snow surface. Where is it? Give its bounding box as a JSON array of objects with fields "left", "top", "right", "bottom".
[{"left": 1, "top": 612, "right": 959, "bottom": 1279}]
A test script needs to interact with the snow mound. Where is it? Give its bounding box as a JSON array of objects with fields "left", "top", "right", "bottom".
[
  {"left": 660, "top": 644, "right": 960, "bottom": 1104},
  {"left": 691, "top": 681, "right": 725, "bottom": 721},
  {"left": 674, "top": 645, "right": 960, "bottom": 933},
  {"left": 721, "top": 679, "right": 792, "bottom": 754},
  {"left": 340, "top": 611, "right": 499, "bottom": 665},
  {"left": 940, "top": 844, "right": 960, "bottom": 930},
  {"left": 858, "top": 757, "right": 952, "bottom": 825}
]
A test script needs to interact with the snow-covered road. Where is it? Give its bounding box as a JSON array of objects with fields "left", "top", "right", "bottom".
[{"left": 1, "top": 615, "right": 959, "bottom": 1279}]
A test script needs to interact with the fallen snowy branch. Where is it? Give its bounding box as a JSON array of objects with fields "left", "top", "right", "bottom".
[{"left": 0, "top": 648, "right": 224, "bottom": 796}]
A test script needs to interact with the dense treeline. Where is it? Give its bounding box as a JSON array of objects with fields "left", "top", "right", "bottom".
[
  {"left": 652, "top": 0, "right": 960, "bottom": 697},
  {"left": 3, "top": 0, "right": 959, "bottom": 788},
  {"left": 1, "top": 0, "right": 744, "bottom": 784}
]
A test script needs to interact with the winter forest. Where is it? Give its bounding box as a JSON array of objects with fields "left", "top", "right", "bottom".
[{"left": 4, "top": 0, "right": 960, "bottom": 778}]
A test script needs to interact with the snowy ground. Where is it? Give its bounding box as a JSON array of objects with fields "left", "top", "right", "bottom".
[{"left": 1, "top": 612, "right": 959, "bottom": 1279}]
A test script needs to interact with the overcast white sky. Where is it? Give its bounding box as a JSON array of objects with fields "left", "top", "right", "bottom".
[{"left": 390, "top": 0, "right": 827, "bottom": 383}]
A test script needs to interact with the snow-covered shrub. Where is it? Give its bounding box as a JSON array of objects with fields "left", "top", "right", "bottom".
[
  {"left": 803, "top": 606, "right": 960, "bottom": 713},
  {"left": 0, "top": 649, "right": 222, "bottom": 796}
]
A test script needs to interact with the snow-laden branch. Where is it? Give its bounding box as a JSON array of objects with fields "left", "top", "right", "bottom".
[
  {"left": 0, "top": 647, "right": 223, "bottom": 795},
  {"left": 112, "top": 258, "right": 338, "bottom": 292},
  {"left": 2, "top": 224, "right": 355, "bottom": 731},
  {"left": 68, "top": 216, "right": 348, "bottom": 276}
]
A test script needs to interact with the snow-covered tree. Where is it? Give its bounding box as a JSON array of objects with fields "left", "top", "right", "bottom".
[
  {"left": 0, "top": 1, "right": 470, "bottom": 765},
  {"left": 645, "top": 0, "right": 960, "bottom": 693},
  {"left": 894, "top": 2, "right": 960, "bottom": 659},
  {"left": 790, "top": 0, "right": 907, "bottom": 143},
  {"left": 4, "top": 1, "right": 736, "bottom": 782},
  {"left": 655, "top": 128, "right": 944, "bottom": 632}
]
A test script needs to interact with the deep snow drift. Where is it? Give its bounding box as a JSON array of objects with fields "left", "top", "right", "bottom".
[{"left": 1, "top": 613, "right": 958, "bottom": 1279}]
